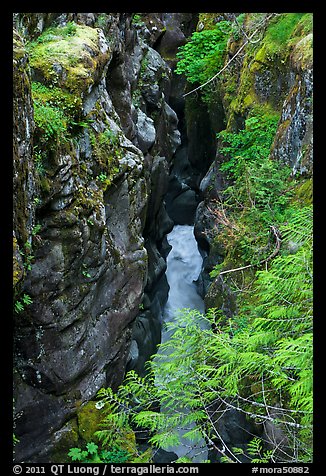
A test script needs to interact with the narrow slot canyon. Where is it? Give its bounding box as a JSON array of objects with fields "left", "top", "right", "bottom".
[{"left": 13, "top": 12, "right": 313, "bottom": 465}]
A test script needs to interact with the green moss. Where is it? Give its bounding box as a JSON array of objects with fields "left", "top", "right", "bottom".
[
  {"left": 32, "top": 81, "right": 82, "bottom": 122},
  {"left": 75, "top": 400, "right": 138, "bottom": 458},
  {"left": 197, "top": 13, "right": 220, "bottom": 30},
  {"left": 51, "top": 419, "right": 79, "bottom": 463},
  {"left": 89, "top": 129, "right": 121, "bottom": 190},
  {"left": 221, "top": 13, "right": 313, "bottom": 125},
  {"left": 292, "top": 13, "right": 313, "bottom": 37},
  {"left": 39, "top": 176, "right": 51, "bottom": 194},
  {"left": 77, "top": 401, "right": 103, "bottom": 443},
  {"left": 73, "top": 184, "right": 104, "bottom": 218},
  {"left": 292, "top": 178, "right": 313, "bottom": 206},
  {"left": 13, "top": 237, "right": 24, "bottom": 288},
  {"left": 264, "top": 13, "right": 310, "bottom": 55},
  {"left": 291, "top": 33, "right": 313, "bottom": 70},
  {"left": 251, "top": 13, "right": 312, "bottom": 67},
  {"left": 27, "top": 23, "right": 109, "bottom": 95}
]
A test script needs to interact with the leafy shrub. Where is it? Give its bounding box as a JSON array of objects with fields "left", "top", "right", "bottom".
[
  {"left": 97, "top": 204, "right": 312, "bottom": 462},
  {"left": 33, "top": 101, "right": 68, "bottom": 143},
  {"left": 175, "top": 21, "right": 232, "bottom": 85},
  {"left": 211, "top": 110, "right": 293, "bottom": 265},
  {"left": 68, "top": 442, "right": 131, "bottom": 463},
  {"left": 132, "top": 14, "right": 144, "bottom": 26},
  {"left": 32, "top": 81, "right": 83, "bottom": 147}
]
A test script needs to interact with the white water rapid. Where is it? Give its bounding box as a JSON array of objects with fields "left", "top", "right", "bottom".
[
  {"left": 163, "top": 225, "right": 205, "bottom": 331},
  {"left": 157, "top": 225, "right": 208, "bottom": 462}
]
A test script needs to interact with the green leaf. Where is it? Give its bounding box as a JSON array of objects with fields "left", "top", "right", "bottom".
[
  {"left": 86, "top": 442, "right": 98, "bottom": 455},
  {"left": 14, "top": 301, "right": 24, "bottom": 313},
  {"left": 68, "top": 448, "right": 83, "bottom": 461}
]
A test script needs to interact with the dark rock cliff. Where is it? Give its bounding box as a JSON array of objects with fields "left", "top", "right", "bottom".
[{"left": 12, "top": 12, "right": 196, "bottom": 462}]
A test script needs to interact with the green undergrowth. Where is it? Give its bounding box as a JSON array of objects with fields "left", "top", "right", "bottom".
[
  {"left": 32, "top": 81, "right": 85, "bottom": 148},
  {"left": 83, "top": 191, "right": 312, "bottom": 461},
  {"left": 174, "top": 13, "right": 312, "bottom": 115},
  {"left": 90, "top": 191, "right": 312, "bottom": 462},
  {"left": 68, "top": 442, "right": 131, "bottom": 463},
  {"left": 229, "top": 13, "right": 312, "bottom": 117},
  {"left": 90, "top": 128, "right": 122, "bottom": 191},
  {"left": 175, "top": 20, "right": 232, "bottom": 86},
  {"left": 210, "top": 107, "right": 293, "bottom": 269},
  {"left": 261, "top": 13, "right": 312, "bottom": 58},
  {"left": 67, "top": 400, "right": 153, "bottom": 463}
]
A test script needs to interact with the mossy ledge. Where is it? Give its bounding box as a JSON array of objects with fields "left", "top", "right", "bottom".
[{"left": 27, "top": 22, "right": 110, "bottom": 96}]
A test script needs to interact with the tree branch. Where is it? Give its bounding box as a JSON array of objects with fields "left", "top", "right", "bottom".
[{"left": 219, "top": 225, "right": 281, "bottom": 276}]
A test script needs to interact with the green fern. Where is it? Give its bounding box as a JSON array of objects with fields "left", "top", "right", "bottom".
[
  {"left": 93, "top": 197, "right": 312, "bottom": 463},
  {"left": 68, "top": 442, "right": 131, "bottom": 463}
]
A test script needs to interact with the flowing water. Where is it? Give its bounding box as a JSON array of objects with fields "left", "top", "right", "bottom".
[
  {"left": 156, "top": 224, "right": 208, "bottom": 462},
  {"left": 162, "top": 225, "right": 205, "bottom": 331}
]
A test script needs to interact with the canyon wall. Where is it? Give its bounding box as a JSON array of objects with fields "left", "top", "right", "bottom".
[{"left": 13, "top": 12, "right": 196, "bottom": 462}]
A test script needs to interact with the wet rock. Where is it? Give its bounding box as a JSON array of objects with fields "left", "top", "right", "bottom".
[
  {"left": 13, "top": 11, "right": 188, "bottom": 463},
  {"left": 166, "top": 189, "right": 199, "bottom": 225},
  {"left": 13, "top": 15, "right": 150, "bottom": 463},
  {"left": 271, "top": 35, "right": 313, "bottom": 175},
  {"left": 13, "top": 29, "right": 37, "bottom": 247},
  {"left": 157, "top": 13, "right": 198, "bottom": 68},
  {"left": 135, "top": 109, "right": 156, "bottom": 153},
  {"left": 153, "top": 448, "right": 178, "bottom": 463}
]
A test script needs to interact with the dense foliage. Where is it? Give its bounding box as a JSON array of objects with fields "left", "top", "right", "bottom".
[
  {"left": 91, "top": 195, "right": 312, "bottom": 463},
  {"left": 68, "top": 442, "right": 131, "bottom": 463},
  {"left": 209, "top": 108, "right": 293, "bottom": 268},
  {"left": 175, "top": 21, "right": 232, "bottom": 85}
]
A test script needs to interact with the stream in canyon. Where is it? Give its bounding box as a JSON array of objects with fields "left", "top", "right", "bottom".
[
  {"left": 162, "top": 225, "right": 205, "bottom": 335},
  {"left": 155, "top": 224, "right": 208, "bottom": 462}
]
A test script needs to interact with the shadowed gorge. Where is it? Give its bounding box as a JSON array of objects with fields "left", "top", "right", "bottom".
[{"left": 13, "top": 12, "right": 313, "bottom": 465}]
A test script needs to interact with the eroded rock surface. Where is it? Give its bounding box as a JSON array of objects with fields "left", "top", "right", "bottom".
[{"left": 12, "top": 13, "right": 189, "bottom": 462}]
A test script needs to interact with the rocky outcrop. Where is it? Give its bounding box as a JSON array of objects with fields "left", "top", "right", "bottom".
[
  {"left": 270, "top": 33, "right": 313, "bottom": 175},
  {"left": 191, "top": 14, "right": 313, "bottom": 313},
  {"left": 12, "top": 12, "right": 189, "bottom": 462},
  {"left": 13, "top": 30, "right": 37, "bottom": 260},
  {"left": 13, "top": 17, "right": 148, "bottom": 462}
]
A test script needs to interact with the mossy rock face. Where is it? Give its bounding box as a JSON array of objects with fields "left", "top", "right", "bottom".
[
  {"left": 13, "top": 235, "right": 24, "bottom": 289},
  {"left": 205, "top": 275, "right": 237, "bottom": 318},
  {"left": 197, "top": 13, "right": 225, "bottom": 31},
  {"left": 50, "top": 418, "right": 79, "bottom": 463},
  {"left": 221, "top": 13, "right": 313, "bottom": 127},
  {"left": 77, "top": 401, "right": 103, "bottom": 442},
  {"left": 13, "top": 29, "right": 37, "bottom": 247},
  {"left": 76, "top": 400, "right": 138, "bottom": 456},
  {"left": 27, "top": 23, "right": 111, "bottom": 97},
  {"left": 292, "top": 178, "right": 313, "bottom": 206},
  {"left": 290, "top": 33, "right": 313, "bottom": 71}
]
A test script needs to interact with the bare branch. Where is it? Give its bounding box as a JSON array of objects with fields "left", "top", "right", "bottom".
[{"left": 219, "top": 225, "right": 281, "bottom": 276}]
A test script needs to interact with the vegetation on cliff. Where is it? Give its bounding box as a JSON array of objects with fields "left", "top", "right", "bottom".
[{"left": 77, "top": 12, "right": 312, "bottom": 464}]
